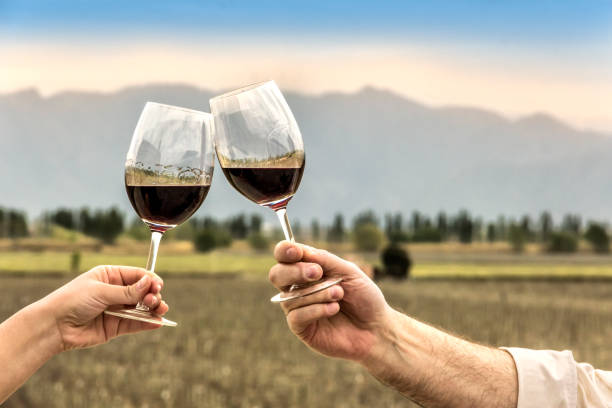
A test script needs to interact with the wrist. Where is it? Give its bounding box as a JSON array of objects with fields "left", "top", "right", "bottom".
[
  {"left": 359, "top": 307, "right": 429, "bottom": 397},
  {"left": 28, "top": 297, "right": 65, "bottom": 356},
  {"left": 0, "top": 296, "right": 64, "bottom": 403},
  {"left": 359, "top": 306, "right": 406, "bottom": 372}
]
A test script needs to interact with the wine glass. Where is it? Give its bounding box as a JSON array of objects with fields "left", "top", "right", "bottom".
[
  {"left": 104, "top": 102, "right": 214, "bottom": 326},
  {"left": 209, "top": 80, "right": 342, "bottom": 303}
]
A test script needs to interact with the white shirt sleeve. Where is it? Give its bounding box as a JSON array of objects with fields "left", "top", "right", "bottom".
[{"left": 502, "top": 347, "right": 612, "bottom": 408}]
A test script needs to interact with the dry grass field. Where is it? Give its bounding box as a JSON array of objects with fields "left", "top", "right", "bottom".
[
  {"left": 3, "top": 238, "right": 612, "bottom": 407},
  {"left": 4, "top": 237, "right": 612, "bottom": 279},
  {"left": 3, "top": 276, "right": 612, "bottom": 408}
]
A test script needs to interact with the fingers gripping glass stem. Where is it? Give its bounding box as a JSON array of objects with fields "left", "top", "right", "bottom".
[
  {"left": 275, "top": 208, "right": 301, "bottom": 292},
  {"left": 133, "top": 231, "right": 163, "bottom": 312},
  {"left": 104, "top": 230, "right": 177, "bottom": 326},
  {"left": 271, "top": 208, "right": 343, "bottom": 303}
]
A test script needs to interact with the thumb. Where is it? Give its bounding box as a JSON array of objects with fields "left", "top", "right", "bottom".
[
  {"left": 97, "top": 274, "right": 151, "bottom": 306},
  {"left": 300, "top": 245, "right": 354, "bottom": 277},
  {"left": 274, "top": 241, "right": 360, "bottom": 278}
]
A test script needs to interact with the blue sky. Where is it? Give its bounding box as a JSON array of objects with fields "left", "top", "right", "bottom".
[
  {"left": 2, "top": 0, "right": 610, "bottom": 45},
  {"left": 0, "top": 1, "right": 611, "bottom": 131}
]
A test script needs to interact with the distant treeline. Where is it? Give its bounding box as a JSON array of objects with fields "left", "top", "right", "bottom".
[
  {"left": 323, "top": 210, "right": 609, "bottom": 253},
  {"left": 0, "top": 206, "right": 610, "bottom": 253},
  {"left": 43, "top": 207, "right": 124, "bottom": 244},
  {"left": 0, "top": 208, "right": 28, "bottom": 238},
  {"left": 376, "top": 210, "right": 609, "bottom": 253}
]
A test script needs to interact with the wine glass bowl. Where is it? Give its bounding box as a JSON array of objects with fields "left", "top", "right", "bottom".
[
  {"left": 212, "top": 81, "right": 305, "bottom": 210},
  {"left": 210, "top": 81, "right": 342, "bottom": 303},
  {"left": 104, "top": 102, "right": 214, "bottom": 326}
]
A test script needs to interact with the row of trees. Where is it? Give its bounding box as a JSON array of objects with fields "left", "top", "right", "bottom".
[
  {"left": 42, "top": 207, "right": 124, "bottom": 244},
  {"left": 124, "top": 213, "right": 272, "bottom": 252},
  {"left": 2, "top": 205, "right": 611, "bottom": 253},
  {"left": 326, "top": 210, "right": 609, "bottom": 253},
  {"left": 325, "top": 211, "right": 592, "bottom": 244},
  {"left": 0, "top": 208, "right": 28, "bottom": 238},
  {"left": 193, "top": 215, "right": 270, "bottom": 252}
]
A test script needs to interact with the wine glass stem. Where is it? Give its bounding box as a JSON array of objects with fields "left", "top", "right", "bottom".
[
  {"left": 146, "top": 231, "right": 163, "bottom": 273},
  {"left": 136, "top": 230, "right": 163, "bottom": 311},
  {"left": 275, "top": 208, "right": 295, "bottom": 243}
]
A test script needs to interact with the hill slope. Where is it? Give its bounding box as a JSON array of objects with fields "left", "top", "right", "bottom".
[{"left": 1, "top": 84, "right": 611, "bottom": 224}]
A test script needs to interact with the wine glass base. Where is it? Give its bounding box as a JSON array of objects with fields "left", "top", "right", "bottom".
[
  {"left": 104, "top": 308, "right": 177, "bottom": 327},
  {"left": 270, "top": 277, "right": 343, "bottom": 303}
]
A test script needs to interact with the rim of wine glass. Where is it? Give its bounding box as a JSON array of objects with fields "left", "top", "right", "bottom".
[
  {"left": 209, "top": 80, "right": 276, "bottom": 103},
  {"left": 145, "top": 101, "right": 211, "bottom": 117}
]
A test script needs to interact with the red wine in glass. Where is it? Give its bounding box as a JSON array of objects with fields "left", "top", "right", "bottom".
[
  {"left": 220, "top": 163, "right": 304, "bottom": 210},
  {"left": 126, "top": 184, "right": 211, "bottom": 232}
]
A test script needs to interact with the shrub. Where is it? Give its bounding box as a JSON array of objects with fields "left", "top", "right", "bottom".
[
  {"left": 327, "top": 214, "right": 346, "bottom": 242},
  {"left": 584, "top": 223, "right": 610, "bottom": 253},
  {"left": 455, "top": 211, "right": 473, "bottom": 243},
  {"left": 547, "top": 232, "right": 578, "bottom": 253},
  {"left": 353, "top": 223, "right": 384, "bottom": 252},
  {"left": 50, "top": 208, "right": 75, "bottom": 230},
  {"left": 78, "top": 207, "right": 124, "bottom": 244},
  {"left": 250, "top": 214, "right": 263, "bottom": 233},
  {"left": 172, "top": 220, "right": 197, "bottom": 241},
  {"left": 70, "top": 251, "right": 81, "bottom": 274},
  {"left": 380, "top": 244, "right": 412, "bottom": 279},
  {"left": 227, "top": 214, "right": 249, "bottom": 239},
  {"left": 96, "top": 207, "right": 124, "bottom": 244},
  {"left": 387, "top": 230, "right": 410, "bottom": 243},
  {"left": 194, "top": 229, "right": 217, "bottom": 252},
  {"left": 4, "top": 210, "right": 29, "bottom": 238},
  {"left": 126, "top": 219, "right": 150, "bottom": 241},
  {"left": 193, "top": 226, "right": 233, "bottom": 252},
  {"left": 412, "top": 227, "right": 442, "bottom": 243},
  {"left": 248, "top": 232, "right": 269, "bottom": 251},
  {"left": 353, "top": 210, "right": 379, "bottom": 229},
  {"left": 486, "top": 223, "right": 497, "bottom": 242},
  {"left": 508, "top": 226, "right": 526, "bottom": 253},
  {"left": 311, "top": 219, "right": 321, "bottom": 241},
  {"left": 214, "top": 228, "right": 233, "bottom": 248}
]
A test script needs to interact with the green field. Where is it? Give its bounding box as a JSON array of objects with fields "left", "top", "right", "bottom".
[
  {"left": 4, "top": 248, "right": 612, "bottom": 279},
  {"left": 0, "top": 250, "right": 276, "bottom": 277},
  {"left": 413, "top": 262, "right": 612, "bottom": 279},
  {"left": 3, "top": 277, "right": 612, "bottom": 407}
]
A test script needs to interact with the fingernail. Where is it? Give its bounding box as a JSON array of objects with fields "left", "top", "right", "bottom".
[
  {"left": 156, "top": 284, "right": 161, "bottom": 292},
  {"left": 286, "top": 247, "right": 297, "bottom": 258},
  {"left": 306, "top": 266, "right": 319, "bottom": 279},
  {"left": 327, "top": 302, "right": 339, "bottom": 314},
  {"left": 331, "top": 286, "right": 340, "bottom": 299},
  {"left": 136, "top": 275, "right": 149, "bottom": 289}
]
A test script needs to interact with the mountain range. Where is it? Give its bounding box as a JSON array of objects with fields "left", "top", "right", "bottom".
[{"left": 1, "top": 84, "right": 611, "bottom": 225}]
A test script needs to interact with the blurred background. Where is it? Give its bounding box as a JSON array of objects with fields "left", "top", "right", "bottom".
[{"left": 1, "top": 1, "right": 612, "bottom": 407}]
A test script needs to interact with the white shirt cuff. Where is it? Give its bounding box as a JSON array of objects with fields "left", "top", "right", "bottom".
[{"left": 501, "top": 347, "right": 577, "bottom": 408}]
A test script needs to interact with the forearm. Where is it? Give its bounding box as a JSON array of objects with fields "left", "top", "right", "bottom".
[
  {"left": 362, "top": 309, "right": 518, "bottom": 408},
  {"left": 0, "top": 300, "right": 62, "bottom": 403}
]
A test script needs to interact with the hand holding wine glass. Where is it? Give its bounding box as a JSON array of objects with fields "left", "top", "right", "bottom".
[
  {"left": 210, "top": 80, "right": 341, "bottom": 302},
  {"left": 47, "top": 265, "right": 168, "bottom": 350},
  {"left": 105, "top": 102, "right": 214, "bottom": 326},
  {"left": 268, "top": 241, "right": 389, "bottom": 361},
  {"left": 0, "top": 265, "right": 168, "bottom": 404}
]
